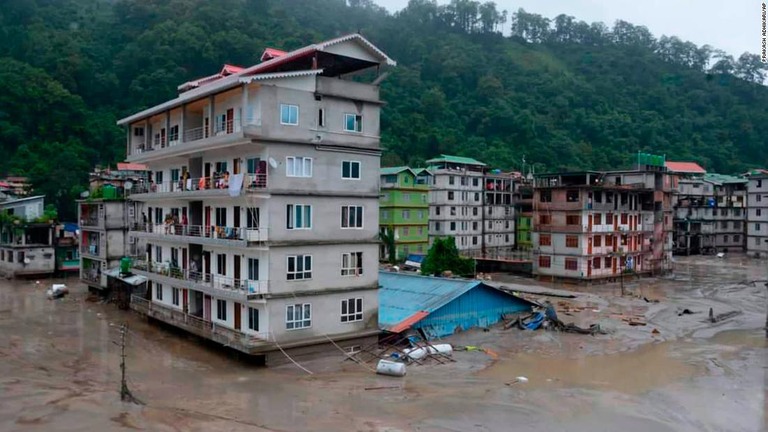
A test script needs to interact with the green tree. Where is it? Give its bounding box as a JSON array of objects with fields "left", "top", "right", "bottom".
[{"left": 421, "top": 237, "right": 475, "bottom": 276}]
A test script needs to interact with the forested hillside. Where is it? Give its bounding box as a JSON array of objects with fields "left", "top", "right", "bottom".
[{"left": 1, "top": 0, "right": 767, "bottom": 218}]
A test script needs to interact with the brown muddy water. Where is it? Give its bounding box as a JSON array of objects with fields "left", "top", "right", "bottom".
[{"left": 0, "top": 255, "right": 766, "bottom": 432}]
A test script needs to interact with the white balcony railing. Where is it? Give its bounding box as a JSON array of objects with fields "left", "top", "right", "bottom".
[
  {"left": 132, "top": 223, "right": 268, "bottom": 243},
  {"left": 133, "top": 116, "right": 262, "bottom": 155},
  {"left": 132, "top": 260, "right": 269, "bottom": 295}
]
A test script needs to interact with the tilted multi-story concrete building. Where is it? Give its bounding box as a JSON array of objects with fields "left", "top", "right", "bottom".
[
  {"left": 746, "top": 169, "right": 768, "bottom": 258},
  {"left": 118, "top": 34, "right": 395, "bottom": 364},
  {"left": 532, "top": 164, "right": 675, "bottom": 282},
  {"left": 426, "top": 155, "right": 515, "bottom": 258}
]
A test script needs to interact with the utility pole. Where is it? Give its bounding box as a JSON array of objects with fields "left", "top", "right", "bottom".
[{"left": 114, "top": 323, "right": 141, "bottom": 404}]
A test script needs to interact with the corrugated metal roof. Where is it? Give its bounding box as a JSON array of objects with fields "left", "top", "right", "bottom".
[
  {"left": 379, "top": 271, "right": 536, "bottom": 331},
  {"left": 380, "top": 166, "right": 411, "bottom": 176},
  {"left": 425, "top": 154, "right": 487, "bottom": 166},
  {"left": 665, "top": 161, "right": 706, "bottom": 174},
  {"left": 703, "top": 173, "right": 747, "bottom": 185},
  {"left": 116, "top": 162, "right": 149, "bottom": 171}
]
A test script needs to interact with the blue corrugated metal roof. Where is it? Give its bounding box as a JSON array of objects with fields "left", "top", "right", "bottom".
[{"left": 379, "top": 271, "right": 537, "bottom": 335}]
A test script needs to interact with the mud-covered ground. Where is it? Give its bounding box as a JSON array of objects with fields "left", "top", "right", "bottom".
[{"left": 0, "top": 255, "right": 766, "bottom": 432}]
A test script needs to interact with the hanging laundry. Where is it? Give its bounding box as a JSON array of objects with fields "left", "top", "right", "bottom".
[{"left": 228, "top": 173, "right": 244, "bottom": 197}]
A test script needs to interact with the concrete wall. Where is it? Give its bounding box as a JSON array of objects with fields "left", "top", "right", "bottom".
[{"left": 0, "top": 246, "right": 55, "bottom": 276}]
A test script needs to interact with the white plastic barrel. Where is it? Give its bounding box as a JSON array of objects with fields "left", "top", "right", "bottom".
[
  {"left": 403, "top": 344, "right": 453, "bottom": 361},
  {"left": 376, "top": 359, "right": 406, "bottom": 377}
]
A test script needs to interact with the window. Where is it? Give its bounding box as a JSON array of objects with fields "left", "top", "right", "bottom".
[
  {"left": 734, "top": 208, "right": 742, "bottom": 217},
  {"left": 155, "top": 245, "right": 163, "bottom": 262},
  {"left": 538, "top": 256, "right": 551, "bottom": 268},
  {"left": 566, "top": 235, "right": 579, "bottom": 248},
  {"left": 756, "top": 237, "right": 762, "bottom": 246},
  {"left": 540, "top": 234, "right": 552, "bottom": 246},
  {"left": 721, "top": 221, "right": 728, "bottom": 229},
  {"left": 382, "top": 210, "right": 389, "bottom": 219},
  {"left": 248, "top": 308, "right": 259, "bottom": 331},
  {"left": 216, "top": 254, "right": 227, "bottom": 276},
  {"left": 286, "top": 304, "right": 311, "bottom": 329},
  {"left": 172, "top": 287, "right": 180, "bottom": 306},
  {"left": 540, "top": 214, "right": 551, "bottom": 225},
  {"left": 287, "top": 204, "right": 312, "bottom": 229},
  {"left": 342, "top": 161, "right": 361, "bottom": 179},
  {"left": 606, "top": 213, "right": 614, "bottom": 224},
  {"left": 605, "top": 235, "right": 613, "bottom": 246},
  {"left": 215, "top": 161, "right": 228, "bottom": 173},
  {"left": 422, "top": 194, "right": 427, "bottom": 203},
  {"left": 594, "top": 236, "right": 602, "bottom": 247},
  {"left": 593, "top": 257, "right": 601, "bottom": 269},
  {"left": 344, "top": 113, "right": 363, "bottom": 132},
  {"left": 450, "top": 207, "right": 456, "bottom": 216},
  {"left": 450, "top": 221, "right": 456, "bottom": 231},
  {"left": 448, "top": 191, "right": 455, "bottom": 201},
  {"left": 286, "top": 157, "right": 312, "bottom": 177},
  {"left": 566, "top": 190, "right": 579, "bottom": 202},
  {"left": 402, "top": 193, "right": 411, "bottom": 202},
  {"left": 155, "top": 283, "right": 163, "bottom": 301},
  {"left": 418, "top": 226, "right": 424, "bottom": 235},
  {"left": 474, "top": 192, "right": 480, "bottom": 202},
  {"left": 723, "top": 235, "right": 730, "bottom": 243},
  {"left": 757, "top": 209, "right": 762, "bottom": 217},
  {"left": 449, "top": 176, "right": 455, "bottom": 185},
  {"left": 401, "top": 209, "right": 410, "bottom": 219},
  {"left": 216, "top": 299, "right": 227, "bottom": 321},
  {"left": 155, "top": 170, "right": 164, "bottom": 184},
  {"left": 734, "top": 235, "right": 741, "bottom": 243},
  {"left": 246, "top": 207, "right": 260, "bottom": 228},
  {"left": 341, "top": 205, "right": 364, "bottom": 228},
  {"left": 756, "top": 223, "right": 761, "bottom": 231},
  {"left": 594, "top": 214, "right": 602, "bottom": 225},
  {"left": 318, "top": 108, "right": 325, "bottom": 127},
  {"left": 758, "top": 179, "right": 763, "bottom": 188},
  {"left": 287, "top": 255, "right": 312, "bottom": 280},
  {"left": 280, "top": 104, "right": 299, "bottom": 125},
  {"left": 169, "top": 125, "right": 179, "bottom": 142},
  {"left": 758, "top": 194, "right": 763, "bottom": 202},
  {"left": 341, "top": 252, "right": 363, "bottom": 276},
  {"left": 435, "top": 222, "right": 441, "bottom": 230},
  {"left": 246, "top": 158, "right": 261, "bottom": 174},
  {"left": 472, "top": 236, "right": 478, "bottom": 245},
  {"left": 565, "top": 258, "right": 578, "bottom": 271},
  {"left": 341, "top": 298, "right": 363, "bottom": 322},
  {"left": 621, "top": 213, "right": 628, "bottom": 224},
  {"left": 417, "top": 210, "right": 424, "bottom": 220},
  {"left": 473, "top": 207, "right": 478, "bottom": 216},
  {"left": 248, "top": 258, "right": 259, "bottom": 280},
  {"left": 472, "top": 221, "right": 478, "bottom": 230},
  {"left": 566, "top": 215, "right": 580, "bottom": 225},
  {"left": 594, "top": 191, "right": 603, "bottom": 203},
  {"left": 402, "top": 227, "right": 410, "bottom": 236},
  {"left": 133, "top": 127, "right": 144, "bottom": 137}
]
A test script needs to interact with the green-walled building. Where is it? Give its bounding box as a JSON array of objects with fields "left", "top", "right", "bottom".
[{"left": 380, "top": 167, "right": 431, "bottom": 261}]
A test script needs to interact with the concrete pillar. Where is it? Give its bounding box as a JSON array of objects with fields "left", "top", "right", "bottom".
[
  {"left": 208, "top": 95, "right": 215, "bottom": 137},
  {"left": 165, "top": 111, "right": 171, "bottom": 147},
  {"left": 180, "top": 104, "right": 186, "bottom": 143},
  {"left": 241, "top": 83, "right": 249, "bottom": 127},
  {"left": 144, "top": 119, "right": 149, "bottom": 149},
  {"left": 125, "top": 126, "right": 131, "bottom": 156}
]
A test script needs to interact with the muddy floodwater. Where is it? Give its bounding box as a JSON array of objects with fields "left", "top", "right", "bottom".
[{"left": 1, "top": 255, "right": 766, "bottom": 431}]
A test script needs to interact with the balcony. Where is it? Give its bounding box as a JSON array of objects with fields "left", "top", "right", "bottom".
[
  {"left": 536, "top": 201, "right": 584, "bottom": 211},
  {"left": 80, "top": 243, "right": 102, "bottom": 258},
  {"left": 130, "top": 223, "right": 268, "bottom": 247},
  {"left": 132, "top": 259, "right": 269, "bottom": 301},
  {"left": 128, "top": 173, "right": 268, "bottom": 200},
  {"left": 129, "top": 118, "right": 259, "bottom": 163},
  {"left": 130, "top": 295, "right": 270, "bottom": 354}
]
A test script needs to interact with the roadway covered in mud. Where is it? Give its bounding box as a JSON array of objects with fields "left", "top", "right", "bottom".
[{"left": 0, "top": 255, "right": 766, "bottom": 431}]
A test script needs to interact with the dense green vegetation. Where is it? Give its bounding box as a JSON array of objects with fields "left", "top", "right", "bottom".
[{"left": 1, "top": 0, "right": 767, "bottom": 218}]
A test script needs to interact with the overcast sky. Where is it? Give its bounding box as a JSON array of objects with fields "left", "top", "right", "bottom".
[{"left": 376, "top": 0, "right": 761, "bottom": 57}]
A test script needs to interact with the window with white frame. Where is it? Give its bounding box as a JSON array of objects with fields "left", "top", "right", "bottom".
[
  {"left": 280, "top": 104, "right": 299, "bottom": 125},
  {"left": 286, "top": 303, "right": 311, "bottom": 329},
  {"left": 216, "top": 254, "right": 227, "bottom": 275},
  {"left": 155, "top": 283, "right": 163, "bottom": 301},
  {"left": 344, "top": 113, "right": 363, "bottom": 132},
  {"left": 341, "top": 298, "right": 363, "bottom": 322},
  {"left": 216, "top": 299, "right": 227, "bottom": 321},
  {"left": 133, "top": 127, "right": 144, "bottom": 137},
  {"left": 172, "top": 287, "right": 180, "bottom": 306},
  {"left": 155, "top": 245, "right": 163, "bottom": 262},
  {"left": 341, "top": 205, "right": 364, "bottom": 228},
  {"left": 342, "top": 161, "right": 361, "bottom": 179},
  {"left": 341, "top": 252, "right": 363, "bottom": 276},
  {"left": 287, "top": 255, "right": 312, "bottom": 280},
  {"left": 248, "top": 307, "right": 259, "bottom": 331},
  {"left": 286, "top": 204, "right": 312, "bottom": 229},
  {"left": 402, "top": 209, "right": 410, "bottom": 219},
  {"left": 248, "top": 258, "right": 259, "bottom": 280},
  {"left": 286, "top": 157, "right": 312, "bottom": 177},
  {"left": 169, "top": 125, "right": 179, "bottom": 142},
  {"left": 318, "top": 108, "right": 325, "bottom": 127}
]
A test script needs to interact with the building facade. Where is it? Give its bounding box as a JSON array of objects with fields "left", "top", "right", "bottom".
[
  {"left": 532, "top": 167, "right": 674, "bottom": 282},
  {"left": 0, "top": 196, "right": 56, "bottom": 277},
  {"left": 379, "top": 167, "right": 430, "bottom": 260},
  {"left": 119, "top": 34, "right": 394, "bottom": 363},
  {"left": 746, "top": 170, "right": 768, "bottom": 258},
  {"left": 426, "top": 155, "right": 515, "bottom": 259}
]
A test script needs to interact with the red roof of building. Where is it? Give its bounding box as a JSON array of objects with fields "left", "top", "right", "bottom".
[
  {"left": 260, "top": 48, "right": 287, "bottom": 62},
  {"left": 388, "top": 311, "right": 430, "bottom": 333},
  {"left": 665, "top": 161, "right": 706, "bottom": 174},
  {"left": 117, "top": 163, "right": 149, "bottom": 171},
  {"left": 221, "top": 64, "right": 244, "bottom": 75}
]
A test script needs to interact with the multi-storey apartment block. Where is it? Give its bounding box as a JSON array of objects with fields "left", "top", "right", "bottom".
[
  {"left": 514, "top": 181, "right": 533, "bottom": 250},
  {"left": 673, "top": 172, "right": 747, "bottom": 255},
  {"left": 426, "top": 155, "right": 515, "bottom": 258},
  {"left": 532, "top": 165, "right": 674, "bottom": 282},
  {"left": 79, "top": 165, "right": 148, "bottom": 290},
  {"left": 0, "top": 196, "right": 56, "bottom": 277},
  {"left": 379, "top": 167, "right": 430, "bottom": 260},
  {"left": 746, "top": 169, "right": 768, "bottom": 258},
  {"left": 118, "top": 34, "right": 394, "bottom": 363}
]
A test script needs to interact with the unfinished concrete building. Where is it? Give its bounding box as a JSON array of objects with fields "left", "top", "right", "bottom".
[{"left": 746, "top": 169, "right": 768, "bottom": 258}]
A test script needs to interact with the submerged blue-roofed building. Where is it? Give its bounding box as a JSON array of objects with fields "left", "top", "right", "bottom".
[{"left": 378, "top": 271, "right": 537, "bottom": 338}]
